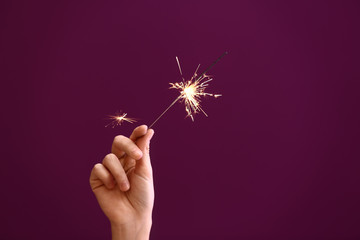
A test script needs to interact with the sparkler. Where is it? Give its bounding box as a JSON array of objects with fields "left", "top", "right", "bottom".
[
  {"left": 149, "top": 52, "right": 227, "bottom": 128},
  {"left": 106, "top": 112, "right": 137, "bottom": 128}
]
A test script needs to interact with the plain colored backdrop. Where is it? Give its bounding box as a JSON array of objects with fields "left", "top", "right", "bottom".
[{"left": 1, "top": 1, "right": 359, "bottom": 239}]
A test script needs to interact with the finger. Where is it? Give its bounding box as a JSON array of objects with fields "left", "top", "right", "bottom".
[
  {"left": 90, "top": 163, "right": 115, "bottom": 190},
  {"left": 130, "top": 125, "right": 148, "bottom": 142},
  {"left": 122, "top": 155, "right": 136, "bottom": 173},
  {"left": 118, "top": 125, "right": 147, "bottom": 170},
  {"left": 111, "top": 135, "right": 143, "bottom": 160},
  {"left": 102, "top": 153, "right": 130, "bottom": 191},
  {"left": 134, "top": 129, "right": 155, "bottom": 179}
]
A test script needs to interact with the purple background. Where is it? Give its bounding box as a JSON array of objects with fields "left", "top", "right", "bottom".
[{"left": 1, "top": 1, "right": 360, "bottom": 239}]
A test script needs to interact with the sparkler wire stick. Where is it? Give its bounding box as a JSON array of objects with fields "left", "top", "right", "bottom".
[
  {"left": 196, "top": 51, "right": 228, "bottom": 82},
  {"left": 149, "top": 96, "right": 181, "bottom": 128},
  {"left": 148, "top": 52, "right": 228, "bottom": 128}
]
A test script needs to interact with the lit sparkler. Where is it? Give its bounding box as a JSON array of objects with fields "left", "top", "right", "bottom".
[
  {"left": 149, "top": 52, "right": 227, "bottom": 128},
  {"left": 106, "top": 112, "right": 136, "bottom": 128}
]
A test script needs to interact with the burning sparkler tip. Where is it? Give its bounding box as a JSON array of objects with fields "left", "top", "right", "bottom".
[{"left": 148, "top": 52, "right": 227, "bottom": 128}]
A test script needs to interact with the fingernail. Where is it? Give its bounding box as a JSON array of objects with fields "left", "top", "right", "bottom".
[
  {"left": 136, "top": 150, "right": 143, "bottom": 158},
  {"left": 120, "top": 181, "right": 130, "bottom": 191}
]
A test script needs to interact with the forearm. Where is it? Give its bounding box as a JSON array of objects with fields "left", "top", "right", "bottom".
[{"left": 111, "top": 221, "right": 152, "bottom": 240}]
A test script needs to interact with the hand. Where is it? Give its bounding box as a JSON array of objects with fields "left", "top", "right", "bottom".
[{"left": 90, "top": 125, "right": 155, "bottom": 240}]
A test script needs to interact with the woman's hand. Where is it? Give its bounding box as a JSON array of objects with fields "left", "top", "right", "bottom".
[{"left": 90, "top": 125, "right": 155, "bottom": 240}]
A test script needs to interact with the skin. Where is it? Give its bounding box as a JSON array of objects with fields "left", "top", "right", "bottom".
[{"left": 90, "top": 125, "right": 155, "bottom": 240}]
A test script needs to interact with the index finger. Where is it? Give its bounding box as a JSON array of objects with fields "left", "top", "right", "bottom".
[
  {"left": 111, "top": 135, "right": 143, "bottom": 160},
  {"left": 130, "top": 125, "right": 148, "bottom": 142}
]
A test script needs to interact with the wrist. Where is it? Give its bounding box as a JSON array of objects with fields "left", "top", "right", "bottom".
[{"left": 111, "top": 219, "right": 152, "bottom": 240}]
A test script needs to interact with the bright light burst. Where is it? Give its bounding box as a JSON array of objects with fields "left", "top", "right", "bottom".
[
  {"left": 169, "top": 62, "right": 222, "bottom": 121},
  {"left": 149, "top": 52, "right": 227, "bottom": 128},
  {"left": 106, "top": 112, "right": 136, "bottom": 128}
]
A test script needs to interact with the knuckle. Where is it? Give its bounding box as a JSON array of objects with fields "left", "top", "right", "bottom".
[
  {"left": 93, "top": 163, "right": 104, "bottom": 174},
  {"left": 131, "top": 147, "right": 139, "bottom": 155},
  {"left": 115, "top": 172, "right": 126, "bottom": 181},
  {"left": 94, "top": 163, "right": 103, "bottom": 170},
  {"left": 114, "top": 135, "right": 125, "bottom": 144},
  {"left": 103, "top": 153, "right": 116, "bottom": 164},
  {"left": 112, "top": 167, "right": 126, "bottom": 180},
  {"left": 90, "top": 163, "right": 103, "bottom": 181}
]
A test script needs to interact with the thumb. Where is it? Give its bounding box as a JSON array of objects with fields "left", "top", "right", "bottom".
[{"left": 134, "top": 129, "right": 155, "bottom": 179}]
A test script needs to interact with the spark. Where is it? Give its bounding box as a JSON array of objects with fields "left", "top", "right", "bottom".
[
  {"left": 149, "top": 52, "right": 227, "bottom": 128},
  {"left": 169, "top": 67, "right": 222, "bottom": 121},
  {"left": 106, "top": 112, "right": 136, "bottom": 128}
]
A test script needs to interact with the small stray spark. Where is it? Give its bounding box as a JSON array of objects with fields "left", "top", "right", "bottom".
[
  {"left": 106, "top": 112, "right": 136, "bottom": 128},
  {"left": 175, "top": 56, "right": 183, "bottom": 77}
]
